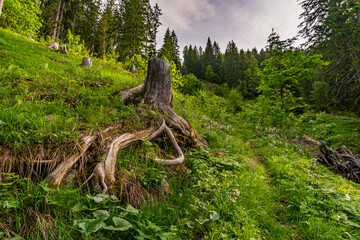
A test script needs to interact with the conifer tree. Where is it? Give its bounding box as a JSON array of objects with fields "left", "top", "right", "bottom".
[
  {"left": 202, "top": 37, "right": 216, "bottom": 80},
  {"left": 118, "top": 0, "right": 148, "bottom": 60},
  {"left": 171, "top": 30, "right": 181, "bottom": 69},
  {"left": 212, "top": 41, "right": 222, "bottom": 81},
  {"left": 144, "top": 3, "right": 162, "bottom": 58},
  {"left": 159, "top": 28, "right": 181, "bottom": 69},
  {"left": 299, "top": 0, "right": 360, "bottom": 113},
  {"left": 222, "top": 40, "right": 240, "bottom": 87}
]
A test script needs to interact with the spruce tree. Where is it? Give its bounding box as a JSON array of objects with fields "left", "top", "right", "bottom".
[
  {"left": 202, "top": 37, "right": 216, "bottom": 81},
  {"left": 222, "top": 41, "right": 240, "bottom": 87},
  {"left": 118, "top": 0, "right": 148, "bottom": 61},
  {"left": 299, "top": 0, "right": 360, "bottom": 113},
  {"left": 171, "top": 30, "right": 181, "bottom": 69}
]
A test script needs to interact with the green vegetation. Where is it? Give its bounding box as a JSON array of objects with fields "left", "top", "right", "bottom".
[{"left": 1, "top": 0, "right": 360, "bottom": 238}]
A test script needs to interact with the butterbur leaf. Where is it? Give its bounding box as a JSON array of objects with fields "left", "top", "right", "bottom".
[
  {"left": 210, "top": 210, "right": 220, "bottom": 220},
  {"left": 93, "top": 210, "right": 110, "bottom": 220},
  {"left": 196, "top": 216, "right": 209, "bottom": 225},
  {"left": 125, "top": 204, "right": 139, "bottom": 214},
  {"left": 104, "top": 217, "right": 133, "bottom": 231},
  {"left": 91, "top": 194, "right": 109, "bottom": 203},
  {"left": 74, "top": 219, "right": 105, "bottom": 234}
]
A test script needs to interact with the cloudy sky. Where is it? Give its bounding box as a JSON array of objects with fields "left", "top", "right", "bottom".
[{"left": 149, "top": 0, "right": 304, "bottom": 54}]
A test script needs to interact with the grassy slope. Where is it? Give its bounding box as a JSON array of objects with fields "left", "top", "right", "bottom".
[
  {"left": 0, "top": 28, "right": 142, "bottom": 150},
  {"left": 0, "top": 28, "right": 360, "bottom": 240}
]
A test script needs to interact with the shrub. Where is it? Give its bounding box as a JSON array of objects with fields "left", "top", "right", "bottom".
[
  {"left": 180, "top": 74, "right": 204, "bottom": 95},
  {"left": 1, "top": 0, "right": 42, "bottom": 37}
]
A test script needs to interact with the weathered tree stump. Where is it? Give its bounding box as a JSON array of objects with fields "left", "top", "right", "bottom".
[
  {"left": 318, "top": 141, "right": 360, "bottom": 182},
  {"left": 129, "top": 65, "right": 136, "bottom": 73},
  {"left": 59, "top": 44, "right": 68, "bottom": 54},
  {"left": 123, "top": 59, "right": 198, "bottom": 144},
  {"left": 46, "top": 42, "right": 59, "bottom": 50},
  {"left": 81, "top": 57, "right": 92, "bottom": 67},
  {"left": 43, "top": 58, "right": 197, "bottom": 194}
]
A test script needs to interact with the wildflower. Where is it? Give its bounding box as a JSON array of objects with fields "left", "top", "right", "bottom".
[
  {"left": 263, "top": 237, "right": 266, "bottom": 239},
  {"left": 173, "top": 233, "right": 176, "bottom": 236},
  {"left": 257, "top": 230, "right": 260, "bottom": 233}
]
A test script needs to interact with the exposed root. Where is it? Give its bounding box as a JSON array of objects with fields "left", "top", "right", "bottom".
[
  {"left": 87, "top": 120, "right": 167, "bottom": 193},
  {"left": 47, "top": 135, "right": 96, "bottom": 187},
  {"left": 154, "top": 124, "right": 184, "bottom": 166},
  {"left": 119, "top": 83, "right": 144, "bottom": 101},
  {"left": 161, "top": 104, "right": 198, "bottom": 145}
]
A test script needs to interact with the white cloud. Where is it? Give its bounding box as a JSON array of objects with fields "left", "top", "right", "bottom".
[
  {"left": 150, "top": 0, "right": 304, "bottom": 54},
  {"left": 150, "top": 0, "right": 216, "bottom": 31}
]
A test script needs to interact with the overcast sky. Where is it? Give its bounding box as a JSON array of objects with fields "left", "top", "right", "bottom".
[{"left": 149, "top": 0, "right": 304, "bottom": 54}]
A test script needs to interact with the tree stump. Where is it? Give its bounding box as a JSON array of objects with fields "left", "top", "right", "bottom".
[
  {"left": 81, "top": 57, "right": 92, "bottom": 67},
  {"left": 44, "top": 58, "right": 197, "bottom": 194},
  {"left": 46, "top": 42, "right": 59, "bottom": 50},
  {"left": 129, "top": 65, "right": 136, "bottom": 73},
  {"left": 124, "top": 59, "right": 197, "bottom": 144},
  {"left": 59, "top": 44, "right": 68, "bottom": 54}
]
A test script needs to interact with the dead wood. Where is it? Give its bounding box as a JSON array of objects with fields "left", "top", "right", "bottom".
[{"left": 318, "top": 141, "right": 360, "bottom": 183}]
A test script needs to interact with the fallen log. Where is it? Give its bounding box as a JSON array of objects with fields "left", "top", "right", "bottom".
[{"left": 318, "top": 141, "right": 360, "bottom": 183}]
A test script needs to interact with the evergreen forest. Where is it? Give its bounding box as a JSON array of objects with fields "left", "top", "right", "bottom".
[{"left": 0, "top": 0, "right": 360, "bottom": 239}]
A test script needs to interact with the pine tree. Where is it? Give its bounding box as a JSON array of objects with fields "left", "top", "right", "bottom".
[
  {"left": 144, "top": 3, "right": 161, "bottom": 58},
  {"left": 118, "top": 0, "right": 148, "bottom": 61},
  {"left": 202, "top": 37, "right": 216, "bottom": 81},
  {"left": 171, "top": 30, "right": 181, "bottom": 69},
  {"left": 299, "top": 0, "right": 360, "bottom": 113},
  {"left": 96, "top": 0, "right": 116, "bottom": 59},
  {"left": 159, "top": 28, "right": 173, "bottom": 60},
  {"left": 159, "top": 28, "right": 181, "bottom": 69},
  {"left": 222, "top": 41, "right": 240, "bottom": 87},
  {"left": 212, "top": 41, "right": 222, "bottom": 82}
]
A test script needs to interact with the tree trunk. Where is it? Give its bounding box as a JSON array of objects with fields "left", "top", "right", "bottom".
[
  {"left": 141, "top": 59, "right": 198, "bottom": 144},
  {"left": 0, "top": 0, "right": 4, "bottom": 18},
  {"left": 52, "top": 0, "right": 62, "bottom": 39},
  {"left": 71, "top": 0, "right": 80, "bottom": 31},
  {"left": 57, "top": 0, "right": 66, "bottom": 39}
]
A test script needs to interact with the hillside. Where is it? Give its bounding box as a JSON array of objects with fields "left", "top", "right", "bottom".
[{"left": 1, "top": 29, "right": 360, "bottom": 240}]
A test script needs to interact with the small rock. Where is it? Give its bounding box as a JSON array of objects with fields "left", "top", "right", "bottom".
[
  {"left": 46, "top": 41, "right": 59, "bottom": 50},
  {"left": 81, "top": 57, "right": 92, "bottom": 67}
]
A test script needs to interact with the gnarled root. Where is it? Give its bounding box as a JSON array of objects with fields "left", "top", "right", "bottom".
[
  {"left": 47, "top": 135, "right": 96, "bottom": 187},
  {"left": 119, "top": 83, "right": 144, "bottom": 102},
  {"left": 85, "top": 120, "right": 167, "bottom": 193},
  {"left": 154, "top": 124, "right": 184, "bottom": 166}
]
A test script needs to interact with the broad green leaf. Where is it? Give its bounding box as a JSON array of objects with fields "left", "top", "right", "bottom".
[
  {"left": 74, "top": 219, "right": 105, "bottom": 234},
  {"left": 196, "top": 216, "right": 209, "bottom": 225},
  {"left": 210, "top": 210, "right": 220, "bottom": 220},
  {"left": 103, "top": 217, "right": 132, "bottom": 231},
  {"left": 125, "top": 204, "right": 139, "bottom": 214},
  {"left": 93, "top": 210, "right": 110, "bottom": 220}
]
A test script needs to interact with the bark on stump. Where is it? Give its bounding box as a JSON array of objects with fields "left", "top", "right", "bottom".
[
  {"left": 81, "top": 57, "right": 92, "bottom": 67},
  {"left": 60, "top": 44, "right": 68, "bottom": 54}
]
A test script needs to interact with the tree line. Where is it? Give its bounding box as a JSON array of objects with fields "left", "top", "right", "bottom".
[
  {"left": 181, "top": 0, "right": 360, "bottom": 115},
  {"left": 0, "top": 0, "right": 182, "bottom": 63},
  {"left": 0, "top": 0, "right": 359, "bottom": 115}
]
